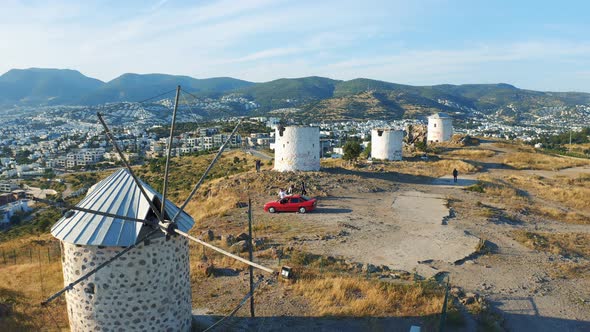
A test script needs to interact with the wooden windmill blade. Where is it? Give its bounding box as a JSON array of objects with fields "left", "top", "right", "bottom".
[
  {"left": 97, "top": 112, "right": 165, "bottom": 225},
  {"left": 160, "top": 85, "right": 181, "bottom": 218},
  {"left": 42, "top": 86, "right": 273, "bottom": 310},
  {"left": 33, "top": 197, "right": 151, "bottom": 225}
]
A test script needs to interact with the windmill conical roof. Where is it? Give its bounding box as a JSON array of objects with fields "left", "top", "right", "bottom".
[
  {"left": 428, "top": 112, "right": 451, "bottom": 119},
  {"left": 51, "top": 168, "right": 194, "bottom": 246}
]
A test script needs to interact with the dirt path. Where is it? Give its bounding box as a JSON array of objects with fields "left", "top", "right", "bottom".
[
  {"left": 303, "top": 159, "right": 590, "bottom": 331},
  {"left": 299, "top": 189, "right": 480, "bottom": 278}
]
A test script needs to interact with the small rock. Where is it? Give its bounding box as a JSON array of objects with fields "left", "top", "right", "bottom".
[
  {"left": 461, "top": 292, "right": 478, "bottom": 305},
  {"left": 201, "top": 229, "right": 215, "bottom": 241},
  {"left": 231, "top": 240, "right": 248, "bottom": 253},
  {"left": 253, "top": 238, "right": 265, "bottom": 249},
  {"left": 236, "top": 232, "right": 249, "bottom": 242},
  {"left": 195, "top": 261, "right": 213, "bottom": 277},
  {"left": 362, "top": 263, "right": 380, "bottom": 273},
  {"left": 450, "top": 287, "right": 464, "bottom": 297},
  {"left": 222, "top": 234, "right": 235, "bottom": 246}
]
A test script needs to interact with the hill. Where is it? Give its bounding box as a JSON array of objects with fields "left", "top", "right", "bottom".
[
  {"left": 80, "top": 73, "right": 254, "bottom": 105},
  {"left": 0, "top": 68, "right": 104, "bottom": 106},
  {"left": 1, "top": 68, "right": 590, "bottom": 122},
  {"left": 236, "top": 76, "right": 340, "bottom": 110}
]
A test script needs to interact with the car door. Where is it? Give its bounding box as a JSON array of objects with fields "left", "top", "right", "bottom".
[{"left": 288, "top": 197, "right": 300, "bottom": 212}]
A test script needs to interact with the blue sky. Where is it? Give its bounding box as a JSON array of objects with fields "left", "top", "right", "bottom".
[{"left": 1, "top": 0, "right": 589, "bottom": 91}]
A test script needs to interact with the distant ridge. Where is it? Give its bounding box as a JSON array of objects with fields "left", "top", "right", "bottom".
[
  {"left": 79, "top": 73, "right": 254, "bottom": 105},
  {"left": 1, "top": 68, "right": 589, "bottom": 122},
  {"left": 0, "top": 68, "right": 104, "bottom": 106}
]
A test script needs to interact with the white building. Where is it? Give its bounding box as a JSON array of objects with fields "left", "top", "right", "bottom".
[
  {"left": 274, "top": 126, "right": 320, "bottom": 172},
  {"left": 371, "top": 128, "right": 403, "bottom": 161},
  {"left": 427, "top": 112, "right": 453, "bottom": 143},
  {"left": 50, "top": 169, "right": 194, "bottom": 331}
]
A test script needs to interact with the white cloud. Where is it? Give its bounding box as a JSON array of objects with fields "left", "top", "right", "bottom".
[{"left": 0, "top": 1, "right": 589, "bottom": 91}]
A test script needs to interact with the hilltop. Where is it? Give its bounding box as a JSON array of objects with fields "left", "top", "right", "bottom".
[{"left": 2, "top": 68, "right": 590, "bottom": 123}]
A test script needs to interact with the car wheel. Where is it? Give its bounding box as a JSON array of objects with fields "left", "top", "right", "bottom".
[
  {"left": 269, "top": 207, "right": 276, "bottom": 213},
  {"left": 298, "top": 207, "right": 306, "bottom": 214}
]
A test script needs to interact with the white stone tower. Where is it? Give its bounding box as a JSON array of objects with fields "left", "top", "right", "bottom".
[
  {"left": 371, "top": 128, "right": 403, "bottom": 161},
  {"left": 274, "top": 126, "right": 320, "bottom": 172},
  {"left": 427, "top": 112, "right": 453, "bottom": 143},
  {"left": 51, "top": 169, "right": 194, "bottom": 332}
]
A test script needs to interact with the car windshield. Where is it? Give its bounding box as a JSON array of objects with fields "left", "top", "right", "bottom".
[{"left": 300, "top": 195, "right": 310, "bottom": 201}]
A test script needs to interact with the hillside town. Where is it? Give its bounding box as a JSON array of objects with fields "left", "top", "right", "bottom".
[
  {"left": 2, "top": 99, "right": 590, "bottom": 226},
  {"left": 2, "top": 102, "right": 590, "bottom": 178}
]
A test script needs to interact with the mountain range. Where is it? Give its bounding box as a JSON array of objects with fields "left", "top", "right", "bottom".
[{"left": 2, "top": 68, "right": 590, "bottom": 121}]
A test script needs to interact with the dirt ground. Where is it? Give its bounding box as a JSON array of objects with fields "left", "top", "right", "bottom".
[{"left": 192, "top": 142, "right": 590, "bottom": 331}]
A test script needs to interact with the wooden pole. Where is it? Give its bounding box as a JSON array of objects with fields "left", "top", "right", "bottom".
[
  {"left": 29, "top": 248, "right": 33, "bottom": 263},
  {"left": 248, "top": 197, "right": 255, "bottom": 318},
  {"left": 13, "top": 249, "right": 16, "bottom": 264},
  {"left": 161, "top": 85, "right": 181, "bottom": 215},
  {"left": 175, "top": 230, "right": 274, "bottom": 274},
  {"left": 2, "top": 249, "right": 5, "bottom": 264}
]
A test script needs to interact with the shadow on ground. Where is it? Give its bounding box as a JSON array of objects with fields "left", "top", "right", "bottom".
[
  {"left": 193, "top": 309, "right": 590, "bottom": 332},
  {"left": 313, "top": 207, "right": 353, "bottom": 214},
  {"left": 192, "top": 314, "right": 437, "bottom": 332},
  {"left": 322, "top": 167, "right": 435, "bottom": 186},
  {"left": 489, "top": 296, "right": 590, "bottom": 332}
]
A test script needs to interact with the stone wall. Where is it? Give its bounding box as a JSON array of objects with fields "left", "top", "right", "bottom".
[
  {"left": 61, "top": 236, "right": 192, "bottom": 332},
  {"left": 274, "top": 126, "right": 320, "bottom": 172}
]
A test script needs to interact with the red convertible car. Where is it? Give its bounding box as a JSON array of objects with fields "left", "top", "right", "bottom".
[{"left": 264, "top": 195, "right": 317, "bottom": 213}]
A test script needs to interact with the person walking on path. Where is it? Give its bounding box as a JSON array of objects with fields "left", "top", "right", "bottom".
[
  {"left": 255, "top": 159, "right": 261, "bottom": 172},
  {"left": 452, "top": 168, "right": 459, "bottom": 183},
  {"left": 300, "top": 181, "right": 307, "bottom": 195}
]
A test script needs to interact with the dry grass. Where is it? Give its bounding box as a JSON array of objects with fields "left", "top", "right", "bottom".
[
  {"left": 535, "top": 206, "right": 590, "bottom": 225},
  {"left": 513, "top": 231, "right": 590, "bottom": 280},
  {"left": 0, "top": 262, "right": 68, "bottom": 330},
  {"left": 323, "top": 156, "right": 480, "bottom": 178},
  {"left": 0, "top": 234, "right": 67, "bottom": 330},
  {"left": 469, "top": 175, "right": 528, "bottom": 204},
  {"left": 507, "top": 174, "right": 590, "bottom": 211},
  {"left": 493, "top": 141, "right": 535, "bottom": 152},
  {"left": 373, "top": 159, "right": 480, "bottom": 178},
  {"left": 185, "top": 189, "right": 241, "bottom": 224},
  {"left": 445, "top": 149, "right": 496, "bottom": 160},
  {"left": 135, "top": 150, "right": 265, "bottom": 204},
  {"left": 513, "top": 231, "right": 590, "bottom": 258},
  {"left": 502, "top": 152, "right": 589, "bottom": 170},
  {"left": 292, "top": 277, "right": 444, "bottom": 317}
]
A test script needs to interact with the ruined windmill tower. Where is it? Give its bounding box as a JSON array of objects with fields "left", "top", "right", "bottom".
[
  {"left": 427, "top": 112, "right": 453, "bottom": 143},
  {"left": 51, "top": 168, "right": 194, "bottom": 331},
  {"left": 274, "top": 125, "right": 320, "bottom": 172},
  {"left": 371, "top": 128, "right": 403, "bottom": 161}
]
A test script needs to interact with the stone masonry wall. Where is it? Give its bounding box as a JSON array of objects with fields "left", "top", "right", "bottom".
[{"left": 61, "top": 236, "right": 192, "bottom": 332}]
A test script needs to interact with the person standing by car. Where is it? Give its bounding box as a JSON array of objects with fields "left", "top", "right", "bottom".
[
  {"left": 278, "top": 188, "right": 286, "bottom": 199},
  {"left": 287, "top": 184, "right": 295, "bottom": 196},
  {"left": 452, "top": 168, "right": 459, "bottom": 183},
  {"left": 301, "top": 181, "right": 307, "bottom": 195}
]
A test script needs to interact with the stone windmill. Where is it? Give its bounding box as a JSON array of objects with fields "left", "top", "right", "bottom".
[{"left": 39, "top": 86, "right": 273, "bottom": 331}]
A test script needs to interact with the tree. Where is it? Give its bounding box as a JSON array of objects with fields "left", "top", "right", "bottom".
[
  {"left": 361, "top": 142, "right": 371, "bottom": 159},
  {"left": 343, "top": 141, "right": 362, "bottom": 161}
]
